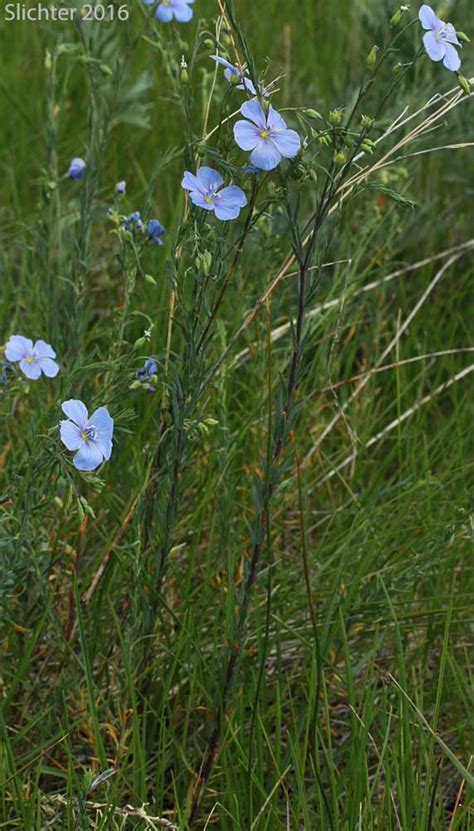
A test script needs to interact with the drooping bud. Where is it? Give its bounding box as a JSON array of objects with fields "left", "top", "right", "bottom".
[
  {"left": 366, "top": 46, "right": 379, "bottom": 68},
  {"left": 304, "top": 108, "right": 323, "bottom": 120},
  {"left": 144, "top": 273, "right": 157, "bottom": 285},
  {"left": 361, "top": 114, "right": 374, "bottom": 129},
  {"left": 390, "top": 9, "right": 402, "bottom": 27},
  {"left": 457, "top": 74, "right": 472, "bottom": 95}
]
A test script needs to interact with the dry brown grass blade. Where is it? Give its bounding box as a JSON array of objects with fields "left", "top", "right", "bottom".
[{"left": 304, "top": 247, "right": 472, "bottom": 466}]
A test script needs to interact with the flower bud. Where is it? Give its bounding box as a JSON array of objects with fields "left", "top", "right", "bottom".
[
  {"left": 329, "top": 109, "right": 343, "bottom": 126},
  {"left": 45, "top": 50, "right": 52, "bottom": 71},
  {"left": 100, "top": 64, "right": 113, "bottom": 77},
  {"left": 134, "top": 336, "right": 147, "bottom": 349},
  {"left": 456, "top": 31, "right": 470, "bottom": 44},
  {"left": 390, "top": 9, "right": 402, "bottom": 27},
  {"left": 457, "top": 74, "right": 472, "bottom": 95},
  {"left": 144, "top": 273, "right": 157, "bottom": 285},
  {"left": 334, "top": 150, "right": 348, "bottom": 165},
  {"left": 361, "top": 142, "right": 374, "bottom": 155},
  {"left": 361, "top": 114, "right": 374, "bottom": 129},
  {"left": 366, "top": 46, "right": 379, "bottom": 68},
  {"left": 203, "top": 38, "right": 215, "bottom": 49},
  {"left": 195, "top": 251, "right": 213, "bottom": 276},
  {"left": 304, "top": 108, "right": 322, "bottom": 120}
]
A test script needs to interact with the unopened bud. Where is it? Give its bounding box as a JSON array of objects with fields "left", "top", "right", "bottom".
[
  {"left": 329, "top": 109, "right": 343, "bottom": 126},
  {"left": 361, "top": 142, "right": 374, "bottom": 155},
  {"left": 195, "top": 251, "right": 212, "bottom": 276},
  {"left": 304, "top": 108, "right": 322, "bottom": 120},
  {"left": 334, "top": 150, "right": 348, "bottom": 166},
  {"left": 390, "top": 9, "right": 402, "bottom": 27},
  {"left": 100, "top": 64, "right": 113, "bottom": 77},
  {"left": 366, "top": 46, "right": 379, "bottom": 68},
  {"left": 134, "top": 337, "right": 147, "bottom": 349},
  {"left": 203, "top": 38, "right": 215, "bottom": 49},
  {"left": 144, "top": 273, "right": 157, "bottom": 285},
  {"left": 361, "top": 114, "right": 374, "bottom": 129},
  {"left": 456, "top": 31, "right": 470, "bottom": 44},
  {"left": 458, "top": 74, "right": 472, "bottom": 95},
  {"left": 45, "top": 50, "right": 52, "bottom": 71}
]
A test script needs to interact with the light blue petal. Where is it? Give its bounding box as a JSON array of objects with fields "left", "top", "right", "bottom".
[
  {"left": 211, "top": 55, "right": 235, "bottom": 71},
  {"left": 442, "top": 42, "right": 461, "bottom": 71},
  {"left": 61, "top": 399, "right": 89, "bottom": 428},
  {"left": 214, "top": 186, "right": 247, "bottom": 221},
  {"left": 34, "top": 339, "right": 56, "bottom": 358},
  {"left": 19, "top": 359, "right": 41, "bottom": 380},
  {"left": 234, "top": 120, "right": 260, "bottom": 151},
  {"left": 182, "top": 170, "right": 204, "bottom": 194},
  {"left": 60, "top": 420, "right": 84, "bottom": 451},
  {"left": 97, "top": 438, "right": 113, "bottom": 461},
  {"left": 88, "top": 406, "right": 114, "bottom": 443},
  {"left": 5, "top": 335, "right": 32, "bottom": 362},
  {"left": 250, "top": 139, "right": 282, "bottom": 171},
  {"left": 418, "top": 5, "right": 442, "bottom": 31},
  {"left": 444, "top": 23, "right": 460, "bottom": 45},
  {"left": 156, "top": 3, "right": 173, "bottom": 22},
  {"left": 196, "top": 166, "right": 224, "bottom": 190},
  {"left": 271, "top": 128, "right": 301, "bottom": 159},
  {"left": 267, "top": 106, "right": 288, "bottom": 131},
  {"left": 73, "top": 442, "right": 104, "bottom": 471},
  {"left": 423, "top": 31, "right": 444, "bottom": 61},
  {"left": 38, "top": 357, "right": 60, "bottom": 377},
  {"left": 172, "top": 0, "right": 193, "bottom": 22},
  {"left": 242, "top": 77, "right": 257, "bottom": 95},
  {"left": 240, "top": 98, "right": 266, "bottom": 128}
]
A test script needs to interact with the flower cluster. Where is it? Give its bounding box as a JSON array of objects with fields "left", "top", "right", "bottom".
[
  {"left": 7, "top": 3, "right": 468, "bottom": 477},
  {"left": 3, "top": 334, "right": 114, "bottom": 471}
]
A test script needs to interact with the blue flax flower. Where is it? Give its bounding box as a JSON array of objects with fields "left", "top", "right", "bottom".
[
  {"left": 5, "top": 335, "right": 59, "bottom": 380},
  {"left": 68, "top": 157, "right": 86, "bottom": 180},
  {"left": 144, "top": 0, "right": 194, "bottom": 23},
  {"left": 124, "top": 211, "right": 144, "bottom": 232},
  {"left": 419, "top": 4, "right": 461, "bottom": 71},
  {"left": 60, "top": 399, "right": 114, "bottom": 471},
  {"left": 116, "top": 180, "right": 126, "bottom": 194},
  {"left": 148, "top": 219, "right": 166, "bottom": 245},
  {"left": 211, "top": 56, "right": 257, "bottom": 95},
  {"left": 233, "top": 99, "right": 301, "bottom": 171},
  {"left": 137, "top": 358, "right": 158, "bottom": 391},
  {"left": 181, "top": 167, "right": 247, "bottom": 221}
]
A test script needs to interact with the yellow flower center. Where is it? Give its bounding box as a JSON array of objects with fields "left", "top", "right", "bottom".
[
  {"left": 162, "top": 0, "right": 170, "bottom": 5},
  {"left": 260, "top": 129, "right": 270, "bottom": 140},
  {"left": 205, "top": 194, "right": 215, "bottom": 203},
  {"left": 81, "top": 431, "right": 89, "bottom": 441},
  {"left": 25, "top": 356, "right": 34, "bottom": 363}
]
